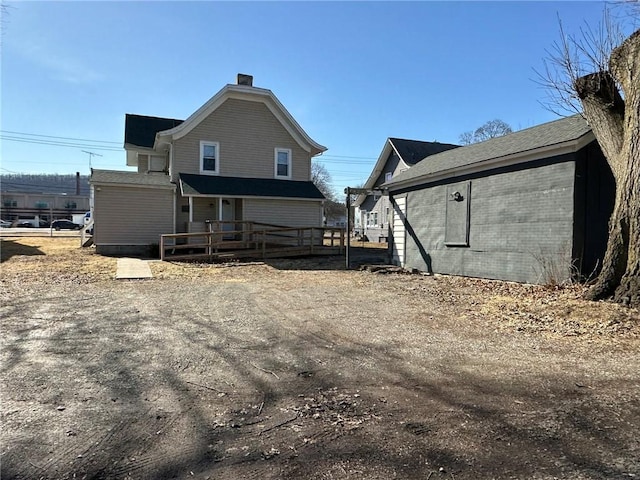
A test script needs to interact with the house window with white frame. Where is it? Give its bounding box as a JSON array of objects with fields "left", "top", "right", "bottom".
[
  {"left": 275, "top": 148, "right": 291, "bottom": 179},
  {"left": 200, "top": 141, "right": 219, "bottom": 174}
]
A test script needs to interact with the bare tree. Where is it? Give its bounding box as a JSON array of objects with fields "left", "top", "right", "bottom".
[
  {"left": 537, "top": 10, "right": 640, "bottom": 306},
  {"left": 459, "top": 131, "right": 475, "bottom": 146},
  {"left": 311, "top": 161, "right": 336, "bottom": 201},
  {"left": 459, "top": 119, "right": 513, "bottom": 145}
]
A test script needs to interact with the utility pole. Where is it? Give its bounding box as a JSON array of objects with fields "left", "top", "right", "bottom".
[
  {"left": 82, "top": 150, "right": 102, "bottom": 170},
  {"left": 344, "top": 187, "right": 382, "bottom": 269}
]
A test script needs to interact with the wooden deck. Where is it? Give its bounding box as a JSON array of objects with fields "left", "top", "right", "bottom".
[{"left": 160, "top": 222, "right": 345, "bottom": 262}]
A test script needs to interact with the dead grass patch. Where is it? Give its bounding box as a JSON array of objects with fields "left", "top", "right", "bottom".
[
  {"left": 2, "top": 237, "right": 638, "bottom": 341},
  {"left": 1, "top": 237, "right": 116, "bottom": 283}
]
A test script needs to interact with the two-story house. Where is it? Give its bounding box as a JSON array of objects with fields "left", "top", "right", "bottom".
[
  {"left": 354, "top": 138, "right": 458, "bottom": 242},
  {"left": 90, "top": 74, "right": 327, "bottom": 256}
]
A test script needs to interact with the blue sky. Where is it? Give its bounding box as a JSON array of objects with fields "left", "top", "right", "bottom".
[{"left": 1, "top": 1, "right": 636, "bottom": 197}]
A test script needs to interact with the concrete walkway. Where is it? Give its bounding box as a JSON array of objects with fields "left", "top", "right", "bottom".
[{"left": 116, "top": 258, "right": 153, "bottom": 279}]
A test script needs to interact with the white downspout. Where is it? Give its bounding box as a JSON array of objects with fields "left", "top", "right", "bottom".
[{"left": 172, "top": 188, "right": 177, "bottom": 234}]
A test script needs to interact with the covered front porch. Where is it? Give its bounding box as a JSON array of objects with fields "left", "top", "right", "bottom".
[{"left": 180, "top": 196, "right": 242, "bottom": 237}]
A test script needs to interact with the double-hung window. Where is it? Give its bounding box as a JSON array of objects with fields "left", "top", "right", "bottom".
[
  {"left": 200, "top": 141, "right": 219, "bottom": 174},
  {"left": 275, "top": 148, "right": 291, "bottom": 179}
]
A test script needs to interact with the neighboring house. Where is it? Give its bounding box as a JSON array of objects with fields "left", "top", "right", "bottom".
[
  {"left": 354, "top": 138, "right": 458, "bottom": 242},
  {"left": 90, "top": 74, "right": 327, "bottom": 255},
  {"left": 385, "top": 115, "right": 614, "bottom": 284}
]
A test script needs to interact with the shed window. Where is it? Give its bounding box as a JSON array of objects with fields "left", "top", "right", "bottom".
[{"left": 444, "top": 181, "right": 471, "bottom": 247}]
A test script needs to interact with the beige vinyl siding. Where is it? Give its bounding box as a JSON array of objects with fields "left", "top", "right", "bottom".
[
  {"left": 137, "top": 155, "right": 149, "bottom": 173},
  {"left": 94, "top": 185, "right": 174, "bottom": 245},
  {"left": 172, "top": 98, "right": 311, "bottom": 182},
  {"left": 244, "top": 199, "right": 322, "bottom": 227}
]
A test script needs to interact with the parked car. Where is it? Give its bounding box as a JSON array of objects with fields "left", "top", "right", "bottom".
[
  {"left": 17, "top": 220, "right": 34, "bottom": 228},
  {"left": 0, "top": 219, "right": 10, "bottom": 228},
  {"left": 38, "top": 219, "right": 50, "bottom": 228},
  {"left": 51, "top": 220, "right": 81, "bottom": 231}
]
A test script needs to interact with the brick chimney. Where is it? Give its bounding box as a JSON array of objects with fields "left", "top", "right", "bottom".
[{"left": 237, "top": 74, "right": 253, "bottom": 86}]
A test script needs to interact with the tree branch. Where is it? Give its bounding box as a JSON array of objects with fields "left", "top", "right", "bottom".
[{"left": 574, "top": 71, "right": 626, "bottom": 170}]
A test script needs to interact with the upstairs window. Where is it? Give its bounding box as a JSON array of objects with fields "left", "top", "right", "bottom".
[
  {"left": 385, "top": 172, "right": 393, "bottom": 183},
  {"left": 200, "top": 141, "right": 219, "bottom": 174},
  {"left": 275, "top": 148, "right": 291, "bottom": 179}
]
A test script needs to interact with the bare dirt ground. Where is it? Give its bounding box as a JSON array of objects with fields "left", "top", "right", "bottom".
[{"left": 1, "top": 237, "right": 639, "bottom": 480}]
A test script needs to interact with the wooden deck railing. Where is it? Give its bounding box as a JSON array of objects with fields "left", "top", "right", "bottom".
[{"left": 160, "top": 222, "right": 344, "bottom": 261}]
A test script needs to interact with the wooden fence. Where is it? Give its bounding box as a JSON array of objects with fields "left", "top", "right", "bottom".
[{"left": 160, "top": 221, "right": 344, "bottom": 261}]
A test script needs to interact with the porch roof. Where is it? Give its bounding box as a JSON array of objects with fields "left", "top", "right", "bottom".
[{"left": 179, "top": 173, "right": 325, "bottom": 200}]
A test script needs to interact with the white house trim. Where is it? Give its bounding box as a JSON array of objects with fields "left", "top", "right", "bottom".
[
  {"left": 199, "top": 141, "right": 220, "bottom": 175},
  {"left": 274, "top": 147, "right": 292, "bottom": 179},
  {"left": 154, "top": 85, "right": 327, "bottom": 156},
  {"left": 386, "top": 132, "right": 596, "bottom": 191}
]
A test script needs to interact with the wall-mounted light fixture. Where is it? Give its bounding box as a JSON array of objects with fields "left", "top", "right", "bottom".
[{"left": 450, "top": 191, "right": 463, "bottom": 201}]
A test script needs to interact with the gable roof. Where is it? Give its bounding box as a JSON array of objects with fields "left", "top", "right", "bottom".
[
  {"left": 179, "top": 173, "right": 325, "bottom": 200},
  {"left": 354, "top": 138, "right": 459, "bottom": 206},
  {"left": 389, "top": 138, "right": 459, "bottom": 166},
  {"left": 386, "top": 115, "right": 595, "bottom": 190},
  {"left": 124, "top": 114, "right": 184, "bottom": 149},
  {"left": 156, "top": 84, "right": 327, "bottom": 156}
]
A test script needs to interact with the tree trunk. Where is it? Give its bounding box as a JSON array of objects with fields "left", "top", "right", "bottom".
[{"left": 576, "top": 30, "right": 640, "bottom": 306}]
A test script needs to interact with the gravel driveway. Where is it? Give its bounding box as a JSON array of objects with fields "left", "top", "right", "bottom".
[{"left": 1, "top": 238, "right": 639, "bottom": 479}]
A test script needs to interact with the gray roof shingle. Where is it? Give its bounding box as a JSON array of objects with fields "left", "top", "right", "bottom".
[
  {"left": 90, "top": 169, "right": 175, "bottom": 187},
  {"left": 389, "top": 138, "right": 459, "bottom": 165},
  {"left": 388, "top": 115, "right": 592, "bottom": 186}
]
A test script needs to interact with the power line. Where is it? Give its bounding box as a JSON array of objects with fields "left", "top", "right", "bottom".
[
  {"left": 319, "top": 153, "right": 377, "bottom": 160},
  {"left": 1, "top": 130, "right": 378, "bottom": 162},
  {"left": 1, "top": 136, "right": 122, "bottom": 151},
  {"left": 0, "top": 130, "right": 121, "bottom": 145}
]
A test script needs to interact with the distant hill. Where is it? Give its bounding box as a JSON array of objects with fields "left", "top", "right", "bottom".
[{"left": 0, "top": 174, "right": 90, "bottom": 196}]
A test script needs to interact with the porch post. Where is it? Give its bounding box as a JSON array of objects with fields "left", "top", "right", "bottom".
[{"left": 188, "top": 197, "right": 193, "bottom": 223}]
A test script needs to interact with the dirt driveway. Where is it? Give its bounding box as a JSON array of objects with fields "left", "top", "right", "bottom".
[{"left": 1, "top": 238, "right": 639, "bottom": 479}]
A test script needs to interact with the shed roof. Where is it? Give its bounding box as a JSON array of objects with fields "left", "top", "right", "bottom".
[
  {"left": 179, "top": 173, "right": 325, "bottom": 200},
  {"left": 90, "top": 169, "right": 176, "bottom": 188},
  {"left": 387, "top": 115, "right": 593, "bottom": 189}
]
